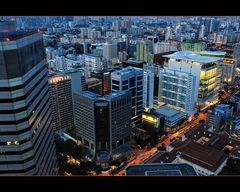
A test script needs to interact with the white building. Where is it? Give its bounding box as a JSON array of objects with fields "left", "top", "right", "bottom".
[
  {"left": 158, "top": 69, "right": 196, "bottom": 115},
  {"left": 165, "top": 26, "right": 172, "bottom": 41},
  {"left": 199, "top": 25, "right": 205, "bottom": 39},
  {"left": 163, "top": 51, "right": 222, "bottom": 109},
  {"left": 143, "top": 71, "right": 154, "bottom": 109}
]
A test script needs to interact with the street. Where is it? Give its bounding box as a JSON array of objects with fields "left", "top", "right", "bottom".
[{"left": 100, "top": 112, "right": 207, "bottom": 176}]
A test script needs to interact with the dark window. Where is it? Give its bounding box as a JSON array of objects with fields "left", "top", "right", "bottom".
[
  {"left": 129, "top": 77, "right": 135, "bottom": 87},
  {"left": 137, "top": 76, "right": 143, "bottom": 80},
  {"left": 112, "top": 85, "right": 119, "bottom": 90},
  {"left": 112, "top": 80, "right": 119, "bottom": 85},
  {"left": 123, "top": 80, "right": 128, "bottom": 85},
  {"left": 130, "top": 88, "right": 136, "bottom": 97},
  {"left": 123, "top": 85, "right": 128, "bottom": 90}
]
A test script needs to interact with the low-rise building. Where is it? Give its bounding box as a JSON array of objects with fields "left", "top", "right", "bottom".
[
  {"left": 154, "top": 105, "right": 187, "bottom": 131},
  {"left": 125, "top": 163, "right": 198, "bottom": 176}
]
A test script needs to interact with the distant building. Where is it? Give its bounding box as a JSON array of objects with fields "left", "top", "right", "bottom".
[
  {"left": 180, "top": 39, "right": 206, "bottom": 52},
  {"left": 103, "top": 42, "right": 118, "bottom": 60},
  {"left": 206, "top": 104, "right": 233, "bottom": 132},
  {"left": 74, "top": 91, "right": 132, "bottom": 155},
  {"left": 111, "top": 67, "right": 144, "bottom": 127},
  {"left": 199, "top": 25, "right": 205, "bottom": 39},
  {"left": 154, "top": 41, "right": 178, "bottom": 54},
  {"left": 165, "top": 26, "right": 172, "bottom": 41},
  {"left": 136, "top": 40, "right": 153, "bottom": 63},
  {"left": 125, "top": 163, "right": 198, "bottom": 176}
]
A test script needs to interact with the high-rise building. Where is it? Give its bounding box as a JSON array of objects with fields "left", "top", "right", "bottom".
[
  {"left": 220, "top": 58, "right": 236, "bottom": 84},
  {"left": 103, "top": 42, "right": 118, "bottom": 60},
  {"left": 165, "top": 26, "right": 172, "bottom": 41},
  {"left": 163, "top": 51, "right": 222, "bottom": 109},
  {"left": 49, "top": 74, "right": 74, "bottom": 136},
  {"left": 199, "top": 25, "right": 205, "bottom": 39},
  {"left": 136, "top": 40, "right": 153, "bottom": 62},
  {"left": 74, "top": 91, "right": 132, "bottom": 155},
  {"left": 0, "top": 21, "right": 57, "bottom": 175},
  {"left": 158, "top": 69, "right": 196, "bottom": 115},
  {"left": 143, "top": 71, "right": 154, "bottom": 109},
  {"left": 111, "top": 67, "right": 144, "bottom": 126},
  {"left": 206, "top": 104, "right": 233, "bottom": 132}
]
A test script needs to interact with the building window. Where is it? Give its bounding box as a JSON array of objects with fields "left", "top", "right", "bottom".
[{"left": 7, "top": 141, "right": 19, "bottom": 146}]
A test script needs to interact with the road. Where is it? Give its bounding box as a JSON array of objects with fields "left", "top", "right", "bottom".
[{"left": 102, "top": 112, "right": 207, "bottom": 176}]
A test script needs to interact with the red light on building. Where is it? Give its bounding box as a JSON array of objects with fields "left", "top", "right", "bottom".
[
  {"left": 0, "top": 29, "right": 9, "bottom": 33},
  {"left": 37, "top": 29, "right": 42, "bottom": 33},
  {"left": 5, "top": 38, "right": 10, "bottom": 42}
]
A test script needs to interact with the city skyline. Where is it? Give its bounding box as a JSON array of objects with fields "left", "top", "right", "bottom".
[{"left": 1, "top": 16, "right": 240, "bottom": 176}]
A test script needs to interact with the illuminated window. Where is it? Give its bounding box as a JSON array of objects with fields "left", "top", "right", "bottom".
[{"left": 7, "top": 141, "right": 19, "bottom": 146}]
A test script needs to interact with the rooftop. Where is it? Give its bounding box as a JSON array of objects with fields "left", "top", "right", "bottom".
[
  {"left": 155, "top": 105, "right": 186, "bottom": 119},
  {"left": 147, "top": 140, "right": 228, "bottom": 172},
  {"left": 125, "top": 163, "right": 198, "bottom": 176},
  {"left": 0, "top": 31, "right": 38, "bottom": 42},
  {"left": 163, "top": 51, "right": 222, "bottom": 63}
]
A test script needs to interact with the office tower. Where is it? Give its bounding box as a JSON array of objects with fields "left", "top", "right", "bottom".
[
  {"left": 203, "top": 18, "right": 211, "bottom": 34},
  {"left": 163, "top": 51, "right": 222, "bottom": 109},
  {"left": 74, "top": 91, "right": 132, "bottom": 155},
  {"left": 111, "top": 67, "right": 144, "bottom": 127},
  {"left": 0, "top": 21, "right": 57, "bottom": 175},
  {"left": 49, "top": 74, "right": 74, "bottom": 136},
  {"left": 199, "top": 25, "right": 205, "bottom": 39},
  {"left": 84, "top": 55, "right": 107, "bottom": 78},
  {"left": 136, "top": 40, "right": 153, "bottom": 62},
  {"left": 103, "top": 42, "right": 118, "bottom": 60},
  {"left": 209, "top": 18, "right": 220, "bottom": 33},
  {"left": 165, "top": 26, "right": 172, "bottom": 40},
  {"left": 143, "top": 71, "right": 154, "bottom": 109},
  {"left": 158, "top": 69, "right": 196, "bottom": 115},
  {"left": 206, "top": 104, "right": 233, "bottom": 132}
]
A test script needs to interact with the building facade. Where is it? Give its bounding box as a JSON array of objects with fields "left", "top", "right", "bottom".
[
  {"left": 74, "top": 91, "right": 132, "bottom": 155},
  {"left": 111, "top": 67, "right": 144, "bottom": 127},
  {"left": 163, "top": 51, "right": 222, "bottom": 109},
  {"left": 158, "top": 68, "right": 196, "bottom": 115},
  {"left": 49, "top": 74, "right": 74, "bottom": 136},
  {"left": 0, "top": 21, "right": 57, "bottom": 175},
  {"left": 143, "top": 71, "right": 154, "bottom": 109}
]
